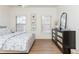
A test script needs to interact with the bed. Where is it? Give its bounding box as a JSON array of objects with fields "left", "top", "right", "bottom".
[{"left": 0, "top": 26, "right": 35, "bottom": 53}]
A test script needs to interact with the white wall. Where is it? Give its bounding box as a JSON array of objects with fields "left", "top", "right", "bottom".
[
  {"left": 57, "top": 5, "right": 79, "bottom": 49},
  {"left": 9, "top": 6, "right": 58, "bottom": 39},
  {"left": 0, "top": 6, "right": 10, "bottom": 28}
]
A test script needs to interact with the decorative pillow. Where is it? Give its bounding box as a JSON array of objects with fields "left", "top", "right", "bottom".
[{"left": 0, "top": 28, "right": 11, "bottom": 36}]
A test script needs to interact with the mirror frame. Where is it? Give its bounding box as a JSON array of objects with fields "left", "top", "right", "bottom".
[{"left": 60, "top": 12, "right": 67, "bottom": 30}]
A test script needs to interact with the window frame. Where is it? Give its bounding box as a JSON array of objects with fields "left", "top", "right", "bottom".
[
  {"left": 41, "top": 16, "right": 52, "bottom": 34},
  {"left": 16, "top": 16, "right": 26, "bottom": 32}
]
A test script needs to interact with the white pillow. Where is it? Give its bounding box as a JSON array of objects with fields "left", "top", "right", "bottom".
[{"left": 0, "top": 28, "right": 11, "bottom": 36}]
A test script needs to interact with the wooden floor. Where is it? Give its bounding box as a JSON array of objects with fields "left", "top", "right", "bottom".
[{"left": 29, "top": 39, "right": 62, "bottom": 54}]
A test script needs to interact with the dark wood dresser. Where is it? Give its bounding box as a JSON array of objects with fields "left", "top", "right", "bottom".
[{"left": 52, "top": 28, "right": 76, "bottom": 54}]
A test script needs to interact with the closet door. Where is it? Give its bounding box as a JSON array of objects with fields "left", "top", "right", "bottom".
[{"left": 41, "top": 16, "right": 51, "bottom": 34}]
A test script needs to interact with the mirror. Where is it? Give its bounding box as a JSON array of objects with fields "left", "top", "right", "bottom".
[{"left": 60, "top": 12, "right": 67, "bottom": 30}]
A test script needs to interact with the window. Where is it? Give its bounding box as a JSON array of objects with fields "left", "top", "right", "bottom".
[
  {"left": 16, "top": 16, "right": 26, "bottom": 32},
  {"left": 41, "top": 16, "right": 51, "bottom": 34}
]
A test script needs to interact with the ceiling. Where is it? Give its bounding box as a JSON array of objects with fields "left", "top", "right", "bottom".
[{"left": 8, "top": 5, "right": 59, "bottom": 8}]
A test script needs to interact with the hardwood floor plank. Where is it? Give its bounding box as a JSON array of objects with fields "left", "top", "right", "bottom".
[{"left": 29, "top": 39, "right": 62, "bottom": 54}]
